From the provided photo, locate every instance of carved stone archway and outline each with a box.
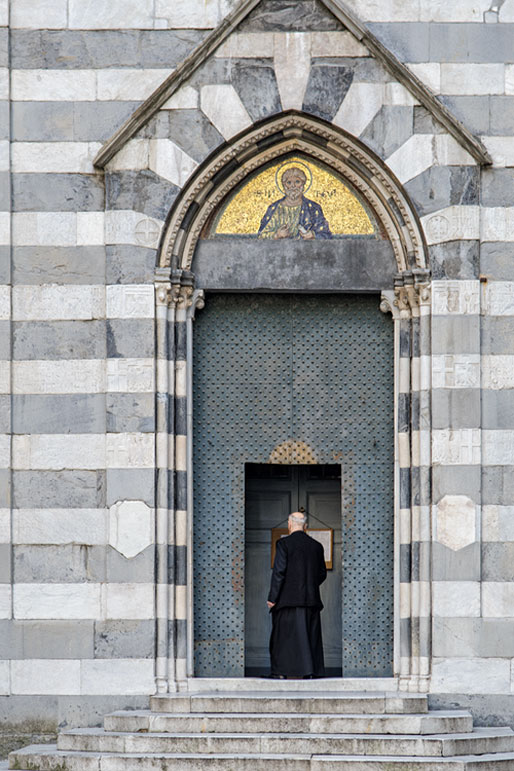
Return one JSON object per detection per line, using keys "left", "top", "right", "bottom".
{"left": 153, "top": 112, "right": 432, "bottom": 694}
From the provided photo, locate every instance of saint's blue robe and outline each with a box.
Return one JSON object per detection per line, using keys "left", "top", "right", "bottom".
{"left": 258, "top": 196, "right": 332, "bottom": 239}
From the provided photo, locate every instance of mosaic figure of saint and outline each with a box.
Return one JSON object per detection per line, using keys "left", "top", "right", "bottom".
{"left": 258, "top": 166, "right": 332, "bottom": 240}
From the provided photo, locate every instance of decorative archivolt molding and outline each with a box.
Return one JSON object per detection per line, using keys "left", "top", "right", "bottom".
{"left": 158, "top": 112, "right": 429, "bottom": 275}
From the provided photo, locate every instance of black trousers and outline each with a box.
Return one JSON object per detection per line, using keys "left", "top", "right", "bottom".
{"left": 270, "top": 606, "right": 325, "bottom": 677}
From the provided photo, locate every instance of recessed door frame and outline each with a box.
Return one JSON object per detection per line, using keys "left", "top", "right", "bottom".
{"left": 154, "top": 113, "right": 433, "bottom": 695}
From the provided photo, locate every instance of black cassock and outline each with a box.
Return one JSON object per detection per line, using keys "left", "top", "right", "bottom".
{"left": 267, "top": 530, "right": 327, "bottom": 677}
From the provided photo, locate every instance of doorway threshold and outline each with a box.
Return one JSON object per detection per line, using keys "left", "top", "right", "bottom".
{"left": 185, "top": 676, "right": 399, "bottom": 693}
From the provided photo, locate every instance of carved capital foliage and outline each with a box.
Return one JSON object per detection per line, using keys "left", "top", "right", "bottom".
{"left": 389, "top": 272, "right": 431, "bottom": 317}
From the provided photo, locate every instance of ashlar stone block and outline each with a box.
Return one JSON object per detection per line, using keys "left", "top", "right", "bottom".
{"left": 105, "top": 210, "right": 163, "bottom": 249}
{"left": 107, "top": 359, "right": 154, "bottom": 393}
{"left": 200, "top": 84, "right": 252, "bottom": 139}
{"left": 432, "top": 280, "right": 480, "bottom": 315}
{"left": 273, "top": 32, "right": 311, "bottom": 111}
{"left": 0, "top": 584, "right": 11, "bottom": 619}
{"left": 481, "top": 207, "right": 514, "bottom": 242}
{"left": 109, "top": 500, "right": 154, "bottom": 559}
{"left": 484, "top": 582, "right": 514, "bottom": 617}
{"left": 11, "top": 70, "right": 97, "bottom": 101}
{"left": 423, "top": 208, "right": 480, "bottom": 246}
{"left": 432, "top": 580, "right": 480, "bottom": 617}
{"left": 101, "top": 583, "right": 154, "bottom": 621}
{"left": 11, "top": 659, "right": 81, "bottom": 695}
{"left": 432, "top": 428, "right": 481, "bottom": 465}
{"left": 482, "top": 354, "right": 514, "bottom": 390}
{"left": 333, "top": 82, "right": 384, "bottom": 137}
{"left": 432, "top": 354, "right": 480, "bottom": 389}
{"left": 97, "top": 69, "right": 170, "bottom": 101}
{"left": 11, "top": 0, "right": 67, "bottom": 28}
{"left": 484, "top": 281, "right": 514, "bottom": 315}
{"left": 430, "top": 657, "right": 511, "bottom": 695}
{"left": 148, "top": 138, "right": 198, "bottom": 188}
{"left": 80, "top": 658, "right": 154, "bottom": 695}
{"left": 483, "top": 505, "right": 514, "bottom": 542}
{"left": 483, "top": 429, "right": 514, "bottom": 465}
{"left": 106, "top": 285, "right": 154, "bottom": 320}
{"left": 12, "top": 360, "right": 105, "bottom": 395}
{"left": 68, "top": 0, "right": 155, "bottom": 29}
{"left": 434, "top": 495, "right": 477, "bottom": 551}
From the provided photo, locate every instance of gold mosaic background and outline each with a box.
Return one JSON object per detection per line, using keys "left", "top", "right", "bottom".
{"left": 213, "top": 156, "right": 376, "bottom": 236}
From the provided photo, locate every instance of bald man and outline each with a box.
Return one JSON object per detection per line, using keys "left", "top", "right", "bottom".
{"left": 267, "top": 512, "right": 327, "bottom": 678}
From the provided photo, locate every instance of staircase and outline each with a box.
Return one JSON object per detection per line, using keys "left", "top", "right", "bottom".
{"left": 9, "top": 686, "right": 514, "bottom": 770}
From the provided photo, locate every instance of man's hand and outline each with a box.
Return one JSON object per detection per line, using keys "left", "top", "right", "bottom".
{"left": 274, "top": 226, "right": 290, "bottom": 239}
{"left": 300, "top": 229, "right": 315, "bottom": 240}
{"left": 267, "top": 601, "right": 275, "bottom": 609}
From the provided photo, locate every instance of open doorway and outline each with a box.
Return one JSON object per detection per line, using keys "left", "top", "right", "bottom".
{"left": 244, "top": 463, "right": 342, "bottom": 677}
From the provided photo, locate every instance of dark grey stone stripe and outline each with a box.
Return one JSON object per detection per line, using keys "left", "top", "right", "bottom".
{"left": 410, "top": 391, "right": 420, "bottom": 431}
{"left": 94, "top": 619, "right": 155, "bottom": 659}
{"left": 399, "top": 322, "right": 410, "bottom": 357}
{"left": 175, "top": 320, "right": 187, "bottom": 361}
{"left": 174, "top": 619, "right": 187, "bottom": 659}
{"left": 176, "top": 471, "right": 187, "bottom": 512}
{"left": 107, "top": 319, "right": 154, "bottom": 358}
{"left": 398, "top": 392, "right": 410, "bottom": 433}
{"left": 170, "top": 545, "right": 187, "bottom": 586}
{"left": 411, "top": 317, "right": 420, "bottom": 359}
{"left": 400, "top": 543, "right": 411, "bottom": 584}
{"left": 399, "top": 467, "right": 411, "bottom": 510}
{"left": 10, "top": 29, "right": 205, "bottom": 69}
{"left": 106, "top": 468, "right": 155, "bottom": 507}
{"left": 12, "top": 394, "right": 106, "bottom": 434}
{"left": 13, "top": 320, "right": 106, "bottom": 360}
{"left": 13, "top": 245, "right": 106, "bottom": 285}
{"left": 12, "top": 173, "right": 104, "bottom": 213}
{"left": 175, "top": 397, "right": 187, "bottom": 437}
{"left": 13, "top": 470, "right": 105, "bottom": 508}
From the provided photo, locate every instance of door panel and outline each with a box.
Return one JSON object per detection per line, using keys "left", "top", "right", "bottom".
{"left": 193, "top": 294, "right": 394, "bottom": 677}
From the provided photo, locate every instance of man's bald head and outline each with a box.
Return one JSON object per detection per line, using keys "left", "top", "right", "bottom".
{"left": 288, "top": 511, "right": 307, "bottom": 532}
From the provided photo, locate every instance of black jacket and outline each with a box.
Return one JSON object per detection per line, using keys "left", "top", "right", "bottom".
{"left": 268, "top": 531, "right": 327, "bottom": 611}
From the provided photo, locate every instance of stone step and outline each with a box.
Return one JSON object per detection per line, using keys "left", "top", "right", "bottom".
{"left": 104, "top": 709, "right": 474, "bottom": 736}
{"left": 10, "top": 746, "right": 514, "bottom": 771}
{"left": 150, "top": 691, "right": 428, "bottom": 715}
{"left": 57, "top": 726, "right": 514, "bottom": 758}
{"left": 311, "top": 756, "right": 514, "bottom": 770}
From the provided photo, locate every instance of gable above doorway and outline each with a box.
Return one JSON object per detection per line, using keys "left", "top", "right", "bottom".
{"left": 93, "top": 0, "right": 491, "bottom": 171}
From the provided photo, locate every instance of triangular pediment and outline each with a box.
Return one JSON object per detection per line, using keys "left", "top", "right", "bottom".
{"left": 94, "top": 0, "right": 491, "bottom": 169}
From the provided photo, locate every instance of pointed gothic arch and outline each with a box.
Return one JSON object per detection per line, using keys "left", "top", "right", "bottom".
{"left": 158, "top": 110, "right": 429, "bottom": 274}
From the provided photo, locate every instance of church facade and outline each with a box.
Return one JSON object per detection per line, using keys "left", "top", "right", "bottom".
{"left": 2, "top": 0, "right": 514, "bottom": 752}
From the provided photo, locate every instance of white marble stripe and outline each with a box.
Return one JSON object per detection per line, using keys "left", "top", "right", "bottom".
{"left": 0, "top": 212, "right": 10, "bottom": 245}
{"left": 11, "top": 69, "right": 171, "bottom": 101}
{"left": 12, "top": 285, "right": 105, "bottom": 320}
{"left": 11, "top": 433, "right": 154, "bottom": 469}
{"left": 12, "top": 142, "right": 102, "bottom": 173}
{"left": 12, "top": 213, "right": 104, "bottom": 247}
{"left": 482, "top": 505, "right": 514, "bottom": 542}
{"left": 9, "top": 658, "right": 155, "bottom": 696}
{"left": 0, "top": 285, "right": 10, "bottom": 320}
{"left": 432, "top": 429, "right": 481, "bottom": 465}
{"left": 481, "top": 208, "right": 514, "bottom": 242}
{"left": 13, "top": 583, "right": 154, "bottom": 620}
{"left": 12, "top": 508, "right": 107, "bottom": 545}
{"left": 106, "top": 285, "right": 154, "bottom": 319}
{"left": 483, "top": 355, "right": 514, "bottom": 389}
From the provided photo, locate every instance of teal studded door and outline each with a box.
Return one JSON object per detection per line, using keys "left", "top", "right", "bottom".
{"left": 193, "top": 294, "right": 394, "bottom": 677}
